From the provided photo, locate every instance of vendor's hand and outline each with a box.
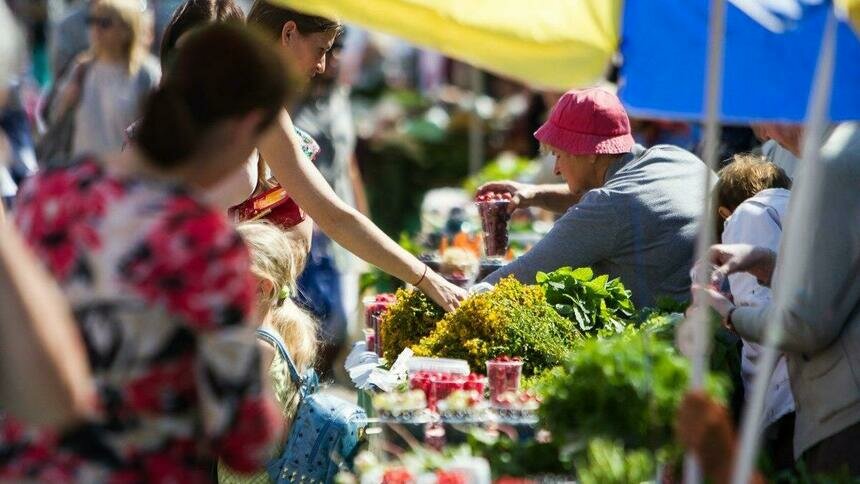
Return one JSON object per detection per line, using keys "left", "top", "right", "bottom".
{"left": 476, "top": 181, "right": 536, "bottom": 214}
{"left": 418, "top": 271, "right": 467, "bottom": 312}
{"left": 707, "top": 244, "right": 776, "bottom": 287}
{"left": 690, "top": 284, "right": 736, "bottom": 332}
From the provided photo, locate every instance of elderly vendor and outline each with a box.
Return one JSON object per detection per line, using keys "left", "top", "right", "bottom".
{"left": 480, "top": 88, "right": 712, "bottom": 307}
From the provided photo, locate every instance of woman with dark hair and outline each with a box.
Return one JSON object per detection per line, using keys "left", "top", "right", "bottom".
{"left": 245, "top": 0, "right": 467, "bottom": 311}
{"left": 159, "top": 0, "right": 246, "bottom": 69}
{"left": 147, "top": 0, "right": 271, "bottom": 214}
{"left": 0, "top": 24, "right": 295, "bottom": 482}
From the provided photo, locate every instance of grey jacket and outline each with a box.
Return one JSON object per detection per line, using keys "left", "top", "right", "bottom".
{"left": 732, "top": 122, "right": 860, "bottom": 458}
{"left": 485, "top": 144, "right": 712, "bottom": 308}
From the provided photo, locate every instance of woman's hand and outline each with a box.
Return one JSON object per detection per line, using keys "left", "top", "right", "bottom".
{"left": 476, "top": 180, "right": 537, "bottom": 214}
{"left": 707, "top": 244, "right": 777, "bottom": 287}
{"left": 417, "top": 270, "right": 467, "bottom": 312}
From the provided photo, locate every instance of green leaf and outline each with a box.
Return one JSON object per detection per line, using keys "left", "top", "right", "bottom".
{"left": 571, "top": 267, "right": 594, "bottom": 281}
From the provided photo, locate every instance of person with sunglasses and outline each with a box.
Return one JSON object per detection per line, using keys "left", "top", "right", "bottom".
{"left": 47, "top": 0, "right": 160, "bottom": 162}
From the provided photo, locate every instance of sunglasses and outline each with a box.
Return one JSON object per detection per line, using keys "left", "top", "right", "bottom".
{"left": 86, "top": 15, "right": 115, "bottom": 29}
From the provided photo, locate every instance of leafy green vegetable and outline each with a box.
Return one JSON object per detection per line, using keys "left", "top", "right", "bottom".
{"left": 462, "top": 154, "right": 538, "bottom": 195}
{"left": 537, "top": 267, "right": 636, "bottom": 336}
{"left": 575, "top": 439, "right": 657, "bottom": 484}
{"left": 536, "top": 331, "right": 728, "bottom": 453}
{"left": 635, "top": 306, "right": 744, "bottom": 400}
{"left": 466, "top": 430, "right": 572, "bottom": 479}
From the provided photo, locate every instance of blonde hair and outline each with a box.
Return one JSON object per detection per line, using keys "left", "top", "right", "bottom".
{"left": 237, "top": 221, "right": 317, "bottom": 371}
{"left": 716, "top": 153, "right": 792, "bottom": 211}
{"left": 89, "top": 0, "right": 148, "bottom": 74}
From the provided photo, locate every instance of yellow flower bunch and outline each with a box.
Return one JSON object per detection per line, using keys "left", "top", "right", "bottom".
{"left": 378, "top": 288, "right": 445, "bottom": 361}
{"left": 413, "top": 277, "right": 581, "bottom": 375}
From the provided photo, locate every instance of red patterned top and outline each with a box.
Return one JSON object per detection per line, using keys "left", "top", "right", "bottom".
{"left": 1, "top": 158, "right": 281, "bottom": 483}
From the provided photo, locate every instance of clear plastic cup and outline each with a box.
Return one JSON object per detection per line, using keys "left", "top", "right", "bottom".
{"left": 486, "top": 360, "right": 523, "bottom": 403}
{"left": 364, "top": 295, "right": 394, "bottom": 356}
{"left": 363, "top": 328, "right": 376, "bottom": 353}
{"left": 476, "top": 200, "right": 511, "bottom": 258}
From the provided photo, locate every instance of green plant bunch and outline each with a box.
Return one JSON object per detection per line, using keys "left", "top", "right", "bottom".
{"left": 536, "top": 331, "right": 728, "bottom": 453}
{"left": 462, "top": 153, "right": 538, "bottom": 195}
{"left": 635, "top": 306, "right": 744, "bottom": 400}
{"left": 466, "top": 430, "right": 572, "bottom": 479}
{"left": 413, "top": 277, "right": 581, "bottom": 375}
{"left": 378, "top": 288, "right": 445, "bottom": 361}
{"left": 575, "top": 439, "right": 657, "bottom": 484}
{"left": 537, "top": 267, "right": 636, "bottom": 337}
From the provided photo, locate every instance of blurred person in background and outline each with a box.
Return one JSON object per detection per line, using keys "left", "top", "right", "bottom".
{"left": 0, "top": 0, "right": 92, "bottom": 432}
{"left": 0, "top": 24, "right": 290, "bottom": 481}
{"left": 48, "top": 0, "right": 159, "bottom": 159}
{"left": 50, "top": 0, "right": 95, "bottom": 80}
{"left": 245, "top": 0, "right": 467, "bottom": 312}
{"left": 293, "top": 31, "right": 368, "bottom": 378}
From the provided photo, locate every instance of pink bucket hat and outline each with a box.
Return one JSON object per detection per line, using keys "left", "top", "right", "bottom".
{"left": 534, "top": 87, "right": 635, "bottom": 156}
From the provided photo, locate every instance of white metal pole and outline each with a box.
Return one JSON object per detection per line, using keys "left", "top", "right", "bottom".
{"left": 730, "top": 10, "right": 838, "bottom": 484}
{"left": 684, "top": 0, "right": 726, "bottom": 482}
{"left": 468, "top": 66, "right": 485, "bottom": 175}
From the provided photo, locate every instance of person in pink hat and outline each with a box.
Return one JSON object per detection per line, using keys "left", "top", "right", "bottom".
{"left": 478, "top": 87, "right": 713, "bottom": 307}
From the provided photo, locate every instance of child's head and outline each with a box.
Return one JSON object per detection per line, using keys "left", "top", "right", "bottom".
{"left": 714, "top": 153, "right": 792, "bottom": 236}
{"left": 237, "top": 220, "right": 317, "bottom": 371}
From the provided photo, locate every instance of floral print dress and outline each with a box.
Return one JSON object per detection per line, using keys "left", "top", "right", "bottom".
{"left": 0, "top": 159, "right": 281, "bottom": 483}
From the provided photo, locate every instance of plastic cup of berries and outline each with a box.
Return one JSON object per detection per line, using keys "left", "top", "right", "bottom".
{"left": 475, "top": 192, "right": 513, "bottom": 258}
{"left": 431, "top": 373, "right": 467, "bottom": 404}
{"left": 364, "top": 294, "right": 395, "bottom": 356}
{"left": 363, "top": 328, "right": 376, "bottom": 353}
{"left": 409, "top": 371, "right": 439, "bottom": 411}
{"left": 486, "top": 356, "right": 523, "bottom": 403}
{"left": 462, "top": 373, "right": 486, "bottom": 395}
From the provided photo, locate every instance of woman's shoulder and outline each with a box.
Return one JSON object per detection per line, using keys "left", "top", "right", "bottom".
{"left": 16, "top": 156, "right": 105, "bottom": 200}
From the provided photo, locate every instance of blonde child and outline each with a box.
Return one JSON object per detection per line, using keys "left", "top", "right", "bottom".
{"left": 219, "top": 220, "right": 318, "bottom": 483}
{"left": 714, "top": 154, "right": 793, "bottom": 472}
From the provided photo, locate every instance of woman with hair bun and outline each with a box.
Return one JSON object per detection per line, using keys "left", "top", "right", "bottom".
{"left": 0, "top": 23, "right": 296, "bottom": 482}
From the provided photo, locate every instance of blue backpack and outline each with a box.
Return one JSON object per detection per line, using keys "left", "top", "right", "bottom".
{"left": 256, "top": 329, "right": 366, "bottom": 483}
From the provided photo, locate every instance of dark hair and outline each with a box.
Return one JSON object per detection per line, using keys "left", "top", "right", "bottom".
{"left": 247, "top": 0, "right": 341, "bottom": 40}
{"left": 159, "top": 0, "right": 245, "bottom": 69}
{"left": 137, "top": 23, "right": 294, "bottom": 168}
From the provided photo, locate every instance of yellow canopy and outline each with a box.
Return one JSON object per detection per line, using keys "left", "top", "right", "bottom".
{"left": 836, "top": 0, "right": 860, "bottom": 33}
{"left": 268, "top": 0, "right": 622, "bottom": 91}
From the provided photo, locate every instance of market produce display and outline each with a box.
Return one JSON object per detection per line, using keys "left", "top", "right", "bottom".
{"left": 412, "top": 277, "right": 581, "bottom": 375}
{"left": 356, "top": 267, "right": 742, "bottom": 482}
{"left": 535, "top": 329, "right": 728, "bottom": 453}
{"left": 378, "top": 289, "right": 445, "bottom": 361}
{"left": 536, "top": 266, "right": 636, "bottom": 336}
